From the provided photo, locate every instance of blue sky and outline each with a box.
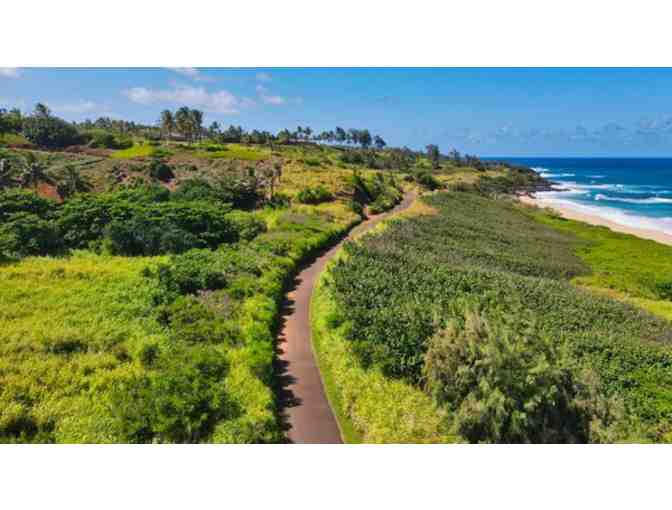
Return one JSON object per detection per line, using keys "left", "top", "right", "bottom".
{"left": 3, "top": 67, "right": 672, "bottom": 156}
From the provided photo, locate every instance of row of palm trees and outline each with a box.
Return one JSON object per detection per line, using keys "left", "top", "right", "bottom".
{"left": 160, "top": 108, "right": 204, "bottom": 143}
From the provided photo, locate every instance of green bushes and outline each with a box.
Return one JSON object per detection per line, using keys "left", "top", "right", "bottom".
{"left": 153, "top": 249, "right": 229, "bottom": 298}
{"left": 0, "top": 189, "right": 56, "bottom": 221}
{"left": 22, "top": 113, "right": 82, "bottom": 148}
{"left": 0, "top": 190, "right": 61, "bottom": 259}
{"left": 109, "top": 344, "right": 231, "bottom": 443}
{"left": 0, "top": 212, "right": 61, "bottom": 258}
{"left": 413, "top": 171, "right": 441, "bottom": 191}
{"left": 55, "top": 189, "right": 262, "bottom": 256}
{"left": 326, "top": 192, "right": 672, "bottom": 441}
{"left": 350, "top": 171, "right": 402, "bottom": 213}
{"left": 311, "top": 277, "right": 458, "bottom": 443}
{"left": 295, "top": 185, "right": 333, "bottom": 204}
{"left": 86, "top": 131, "right": 133, "bottom": 150}
{"left": 424, "top": 308, "right": 625, "bottom": 443}
{"left": 215, "top": 174, "right": 263, "bottom": 209}
{"left": 227, "top": 210, "right": 267, "bottom": 241}
{"left": 173, "top": 178, "right": 222, "bottom": 203}
{"left": 0, "top": 184, "right": 265, "bottom": 259}
{"left": 148, "top": 159, "right": 174, "bottom": 182}
{"left": 159, "top": 297, "right": 240, "bottom": 345}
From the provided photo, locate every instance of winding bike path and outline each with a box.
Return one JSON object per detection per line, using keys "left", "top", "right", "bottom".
{"left": 276, "top": 191, "right": 416, "bottom": 443}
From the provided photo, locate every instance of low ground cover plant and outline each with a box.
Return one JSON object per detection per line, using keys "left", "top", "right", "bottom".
{"left": 324, "top": 192, "right": 672, "bottom": 442}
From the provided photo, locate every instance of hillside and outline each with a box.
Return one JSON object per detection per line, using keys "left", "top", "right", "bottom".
{"left": 0, "top": 108, "right": 542, "bottom": 443}
{"left": 316, "top": 192, "right": 672, "bottom": 443}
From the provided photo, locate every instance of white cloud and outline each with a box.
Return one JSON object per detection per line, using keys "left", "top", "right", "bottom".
{"left": 256, "top": 84, "right": 286, "bottom": 105}
{"left": 0, "top": 67, "right": 21, "bottom": 78}
{"left": 123, "top": 85, "right": 247, "bottom": 114}
{"left": 256, "top": 72, "right": 272, "bottom": 82}
{"left": 167, "top": 67, "right": 213, "bottom": 82}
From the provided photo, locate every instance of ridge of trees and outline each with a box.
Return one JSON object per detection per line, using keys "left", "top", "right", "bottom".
{"left": 0, "top": 103, "right": 529, "bottom": 178}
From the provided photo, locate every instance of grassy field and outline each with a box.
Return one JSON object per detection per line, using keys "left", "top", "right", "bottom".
{"left": 527, "top": 207, "right": 672, "bottom": 318}
{"left": 319, "top": 191, "right": 672, "bottom": 442}
{"left": 0, "top": 253, "right": 167, "bottom": 442}
{"left": 193, "top": 143, "right": 270, "bottom": 161}
{"left": 111, "top": 144, "right": 166, "bottom": 159}
{"left": 0, "top": 133, "right": 30, "bottom": 145}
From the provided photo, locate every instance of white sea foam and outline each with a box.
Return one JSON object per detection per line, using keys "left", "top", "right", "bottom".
{"left": 536, "top": 197, "right": 672, "bottom": 235}
{"left": 594, "top": 194, "right": 672, "bottom": 205}
{"left": 587, "top": 175, "right": 606, "bottom": 179}
{"left": 531, "top": 167, "right": 576, "bottom": 179}
{"left": 540, "top": 172, "right": 575, "bottom": 178}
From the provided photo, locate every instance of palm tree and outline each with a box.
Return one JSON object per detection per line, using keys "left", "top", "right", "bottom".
{"left": 34, "top": 103, "right": 51, "bottom": 118}
{"left": 175, "top": 107, "right": 192, "bottom": 143}
{"left": 189, "top": 109, "right": 204, "bottom": 143}
{"left": 56, "top": 165, "right": 91, "bottom": 199}
{"left": 160, "top": 110, "right": 175, "bottom": 141}
{"left": 20, "top": 153, "right": 51, "bottom": 190}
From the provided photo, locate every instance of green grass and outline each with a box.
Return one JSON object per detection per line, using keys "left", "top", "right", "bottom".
{"left": 0, "top": 192, "right": 363, "bottom": 442}
{"left": 0, "top": 252, "right": 168, "bottom": 442}
{"left": 324, "top": 192, "right": 672, "bottom": 441}
{"left": 529, "top": 208, "right": 672, "bottom": 304}
{"left": 0, "top": 133, "right": 29, "bottom": 145}
{"left": 111, "top": 144, "right": 163, "bottom": 159}
{"left": 194, "top": 144, "right": 270, "bottom": 161}
{"left": 312, "top": 274, "right": 458, "bottom": 443}
{"left": 0, "top": 139, "right": 489, "bottom": 443}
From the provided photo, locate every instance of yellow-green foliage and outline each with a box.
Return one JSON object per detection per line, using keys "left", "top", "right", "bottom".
{"left": 111, "top": 143, "right": 172, "bottom": 159}
{"left": 194, "top": 144, "right": 270, "bottom": 161}
{"left": 0, "top": 133, "right": 29, "bottom": 145}
{"left": 311, "top": 275, "right": 458, "bottom": 444}
{"left": 110, "top": 144, "right": 157, "bottom": 159}
{"left": 279, "top": 160, "right": 354, "bottom": 197}
{"left": 530, "top": 208, "right": 672, "bottom": 316}
{"left": 0, "top": 252, "right": 167, "bottom": 442}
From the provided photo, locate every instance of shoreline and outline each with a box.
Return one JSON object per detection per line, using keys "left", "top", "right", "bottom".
{"left": 519, "top": 194, "right": 672, "bottom": 246}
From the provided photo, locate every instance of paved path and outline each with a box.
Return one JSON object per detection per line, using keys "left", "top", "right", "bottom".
{"left": 275, "top": 191, "right": 416, "bottom": 443}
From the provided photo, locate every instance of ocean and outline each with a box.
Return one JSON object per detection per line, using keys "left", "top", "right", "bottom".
{"left": 498, "top": 158, "right": 672, "bottom": 235}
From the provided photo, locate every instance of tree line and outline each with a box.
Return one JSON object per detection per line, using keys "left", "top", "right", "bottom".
{"left": 1, "top": 103, "right": 491, "bottom": 173}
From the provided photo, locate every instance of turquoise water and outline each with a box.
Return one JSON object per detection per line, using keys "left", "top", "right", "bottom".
{"left": 500, "top": 158, "right": 672, "bottom": 235}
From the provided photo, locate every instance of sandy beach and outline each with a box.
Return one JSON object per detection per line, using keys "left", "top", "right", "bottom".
{"left": 519, "top": 195, "right": 672, "bottom": 247}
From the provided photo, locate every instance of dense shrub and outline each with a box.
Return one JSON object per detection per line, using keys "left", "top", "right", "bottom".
{"left": 226, "top": 211, "right": 267, "bottom": 241}
{"left": 173, "top": 178, "right": 223, "bottom": 203}
{"left": 414, "top": 171, "right": 440, "bottom": 190}
{"left": 56, "top": 190, "right": 247, "bottom": 255}
{"left": 424, "top": 308, "right": 623, "bottom": 443}
{"left": 104, "top": 216, "right": 198, "bottom": 256}
{"left": 109, "top": 345, "right": 231, "bottom": 443}
{"left": 87, "top": 131, "right": 133, "bottom": 150}
{"left": 148, "top": 159, "right": 174, "bottom": 182}
{"left": 350, "top": 172, "right": 402, "bottom": 214}
{"left": 215, "top": 174, "right": 263, "bottom": 209}
{"left": 22, "top": 114, "right": 82, "bottom": 148}
{"left": 0, "top": 212, "right": 61, "bottom": 257}
{"left": 153, "top": 249, "right": 229, "bottom": 299}
{"left": 295, "top": 185, "right": 333, "bottom": 204}
{"left": 0, "top": 189, "right": 55, "bottom": 221}
{"left": 266, "top": 192, "right": 291, "bottom": 209}
{"left": 158, "top": 296, "right": 240, "bottom": 345}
